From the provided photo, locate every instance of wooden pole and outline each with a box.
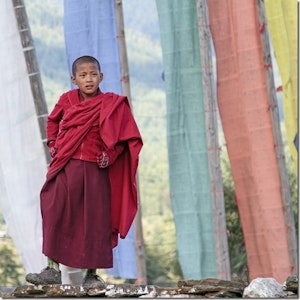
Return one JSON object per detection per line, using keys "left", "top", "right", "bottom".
{"left": 114, "top": 0, "right": 147, "bottom": 285}
{"left": 256, "top": 0, "right": 297, "bottom": 275}
{"left": 12, "top": 0, "right": 50, "bottom": 164}
{"left": 12, "top": 0, "right": 83, "bottom": 285}
{"left": 195, "top": 0, "right": 231, "bottom": 280}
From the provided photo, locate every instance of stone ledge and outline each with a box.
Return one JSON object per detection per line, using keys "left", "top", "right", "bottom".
{"left": 1, "top": 276, "right": 298, "bottom": 298}
{"left": 2, "top": 278, "right": 246, "bottom": 298}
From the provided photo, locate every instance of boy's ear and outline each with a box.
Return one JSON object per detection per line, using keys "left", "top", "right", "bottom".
{"left": 71, "top": 75, "right": 76, "bottom": 85}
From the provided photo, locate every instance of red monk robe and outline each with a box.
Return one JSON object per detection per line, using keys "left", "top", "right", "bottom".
{"left": 40, "top": 90, "right": 142, "bottom": 269}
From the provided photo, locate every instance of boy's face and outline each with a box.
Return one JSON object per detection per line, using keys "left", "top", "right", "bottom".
{"left": 71, "top": 62, "right": 103, "bottom": 99}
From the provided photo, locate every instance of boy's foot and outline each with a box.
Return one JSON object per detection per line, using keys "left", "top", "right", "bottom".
{"left": 25, "top": 267, "right": 62, "bottom": 285}
{"left": 82, "top": 274, "right": 106, "bottom": 289}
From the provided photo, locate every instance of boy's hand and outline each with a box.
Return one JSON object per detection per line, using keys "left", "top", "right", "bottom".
{"left": 97, "top": 148, "right": 122, "bottom": 168}
{"left": 48, "top": 141, "right": 57, "bottom": 158}
{"left": 97, "top": 151, "right": 110, "bottom": 168}
{"left": 97, "top": 144, "right": 125, "bottom": 168}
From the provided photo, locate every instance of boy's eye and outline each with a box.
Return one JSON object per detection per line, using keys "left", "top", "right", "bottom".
{"left": 79, "top": 73, "right": 98, "bottom": 78}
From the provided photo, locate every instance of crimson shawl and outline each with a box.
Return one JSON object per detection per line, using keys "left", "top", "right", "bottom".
{"left": 43, "top": 90, "right": 143, "bottom": 247}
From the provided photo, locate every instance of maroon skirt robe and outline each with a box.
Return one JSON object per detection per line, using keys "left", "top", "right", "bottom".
{"left": 41, "top": 159, "right": 113, "bottom": 268}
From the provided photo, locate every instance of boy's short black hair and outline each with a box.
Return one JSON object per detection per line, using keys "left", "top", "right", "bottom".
{"left": 72, "top": 56, "right": 101, "bottom": 76}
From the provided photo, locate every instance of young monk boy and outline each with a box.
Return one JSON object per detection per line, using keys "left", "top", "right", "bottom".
{"left": 25, "top": 55, "right": 143, "bottom": 289}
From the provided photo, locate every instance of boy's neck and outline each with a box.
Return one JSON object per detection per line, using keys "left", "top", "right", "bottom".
{"left": 78, "top": 88, "right": 101, "bottom": 101}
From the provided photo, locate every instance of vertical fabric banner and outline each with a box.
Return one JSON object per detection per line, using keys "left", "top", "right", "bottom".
{"left": 156, "top": 0, "right": 217, "bottom": 279}
{"left": 64, "top": 0, "right": 121, "bottom": 94}
{"left": 0, "top": 0, "right": 47, "bottom": 273}
{"left": 64, "top": 0, "right": 137, "bottom": 279}
{"left": 264, "top": 0, "right": 298, "bottom": 173}
{"left": 208, "top": 0, "right": 292, "bottom": 282}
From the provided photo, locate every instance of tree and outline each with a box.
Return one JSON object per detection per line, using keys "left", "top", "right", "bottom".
{"left": 0, "top": 243, "right": 23, "bottom": 287}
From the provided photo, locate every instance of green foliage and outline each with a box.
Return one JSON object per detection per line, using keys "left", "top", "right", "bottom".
{"left": 281, "top": 126, "right": 298, "bottom": 236}
{"left": 143, "top": 212, "right": 182, "bottom": 285}
{"left": 286, "top": 156, "right": 298, "bottom": 236}
{"left": 0, "top": 242, "right": 23, "bottom": 287}
{"left": 0, "top": 213, "right": 5, "bottom": 227}
{"left": 221, "top": 155, "right": 248, "bottom": 281}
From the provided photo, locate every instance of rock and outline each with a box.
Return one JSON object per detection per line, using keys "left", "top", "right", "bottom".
{"left": 86, "top": 285, "right": 107, "bottom": 296}
{"left": 243, "top": 277, "right": 287, "bottom": 298}
{"left": 104, "top": 283, "right": 154, "bottom": 297}
{"left": 45, "top": 284, "right": 86, "bottom": 297}
{"left": 13, "top": 284, "right": 46, "bottom": 297}
{"left": 178, "top": 278, "right": 246, "bottom": 297}
{"left": 13, "top": 284, "right": 86, "bottom": 298}
{"left": 283, "top": 275, "right": 298, "bottom": 293}
{"left": 155, "top": 287, "right": 185, "bottom": 298}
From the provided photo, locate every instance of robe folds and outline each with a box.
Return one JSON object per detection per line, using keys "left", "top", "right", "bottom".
{"left": 40, "top": 90, "right": 142, "bottom": 267}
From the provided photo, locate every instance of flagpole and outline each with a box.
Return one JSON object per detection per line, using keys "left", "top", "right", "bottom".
{"left": 195, "top": 0, "right": 231, "bottom": 280}
{"left": 114, "top": 0, "right": 147, "bottom": 285}
{"left": 12, "top": 0, "right": 50, "bottom": 164}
